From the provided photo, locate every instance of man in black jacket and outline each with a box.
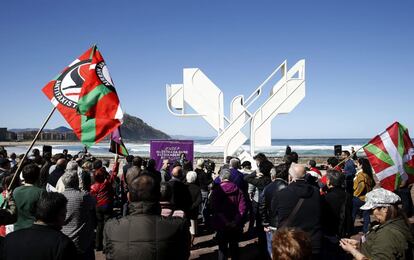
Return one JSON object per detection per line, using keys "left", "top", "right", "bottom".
{"left": 104, "top": 175, "right": 190, "bottom": 260}
{"left": 194, "top": 159, "right": 212, "bottom": 193}
{"left": 145, "top": 159, "right": 162, "bottom": 185}
{"left": 168, "top": 166, "right": 192, "bottom": 215}
{"left": 273, "top": 163, "right": 322, "bottom": 258}
{"left": 259, "top": 166, "right": 288, "bottom": 257}
{"left": 48, "top": 158, "right": 67, "bottom": 188}
{"left": 321, "top": 169, "right": 352, "bottom": 259}
{"left": 194, "top": 159, "right": 212, "bottom": 224}
{"left": 2, "top": 192, "right": 77, "bottom": 260}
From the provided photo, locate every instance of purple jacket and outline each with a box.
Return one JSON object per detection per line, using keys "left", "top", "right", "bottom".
{"left": 214, "top": 168, "right": 248, "bottom": 193}
{"left": 210, "top": 181, "right": 247, "bottom": 231}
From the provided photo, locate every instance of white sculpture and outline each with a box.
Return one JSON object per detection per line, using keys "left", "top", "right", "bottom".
{"left": 166, "top": 60, "right": 306, "bottom": 167}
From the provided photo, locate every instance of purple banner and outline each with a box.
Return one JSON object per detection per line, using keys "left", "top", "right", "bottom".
{"left": 150, "top": 140, "right": 194, "bottom": 171}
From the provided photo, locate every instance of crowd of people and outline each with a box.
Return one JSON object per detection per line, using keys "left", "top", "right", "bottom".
{"left": 0, "top": 145, "right": 413, "bottom": 260}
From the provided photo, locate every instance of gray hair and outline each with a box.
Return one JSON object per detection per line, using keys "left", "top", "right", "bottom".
{"left": 186, "top": 171, "right": 197, "bottom": 184}
{"left": 270, "top": 167, "right": 278, "bottom": 180}
{"left": 66, "top": 160, "right": 78, "bottom": 172}
{"left": 61, "top": 170, "right": 79, "bottom": 188}
{"left": 288, "top": 163, "right": 306, "bottom": 180}
{"left": 230, "top": 158, "right": 240, "bottom": 169}
{"left": 220, "top": 168, "right": 231, "bottom": 181}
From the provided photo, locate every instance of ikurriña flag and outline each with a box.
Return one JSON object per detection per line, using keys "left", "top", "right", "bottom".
{"left": 363, "top": 122, "right": 414, "bottom": 191}
{"left": 42, "top": 46, "right": 123, "bottom": 146}
{"left": 109, "top": 127, "right": 129, "bottom": 157}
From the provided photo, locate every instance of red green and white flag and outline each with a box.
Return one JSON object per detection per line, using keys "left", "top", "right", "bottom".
{"left": 363, "top": 122, "right": 414, "bottom": 191}
{"left": 109, "top": 127, "right": 129, "bottom": 157}
{"left": 42, "top": 46, "right": 123, "bottom": 146}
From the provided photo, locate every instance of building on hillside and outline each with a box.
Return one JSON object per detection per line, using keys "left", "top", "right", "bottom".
{"left": 7, "top": 131, "right": 17, "bottom": 141}
{"left": 17, "top": 131, "right": 37, "bottom": 141}
{"left": 0, "top": 128, "right": 7, "bottom": 141}
{"left": 13, "top": 130, "right": 77, "bottom": 142}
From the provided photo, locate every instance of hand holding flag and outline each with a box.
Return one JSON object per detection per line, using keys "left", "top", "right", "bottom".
{"left": 109, "top": 127, "right": 129, "bottom": 157}
{"left": 363, "top": 122, "right": 414, "bottom": 191}
{"left": 42, "top": 46, "right": 123, "bottom": 147}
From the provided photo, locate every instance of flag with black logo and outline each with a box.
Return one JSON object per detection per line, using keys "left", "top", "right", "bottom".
{"left": 42, "top": 46, "right": 123, "bottom": 146}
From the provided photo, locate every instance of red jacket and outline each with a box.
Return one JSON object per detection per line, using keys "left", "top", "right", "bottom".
{"left": 310, "top": 167, "right": 322, "bottom": 176}
{"left": 91, "top": 162, "right": 119, "bottom": 207}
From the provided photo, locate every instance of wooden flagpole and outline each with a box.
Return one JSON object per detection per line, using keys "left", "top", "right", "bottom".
{"left": 336, "top": 124, "right": 396, "bottom": 168}
{"left": 8, "top": 107, "right": 57, "bottom": 191}
{"left": 115, "top": 142, "right": 119, "bottom": 163}
{"left": 337, "top": 145, "right": 365, "bottom": 167}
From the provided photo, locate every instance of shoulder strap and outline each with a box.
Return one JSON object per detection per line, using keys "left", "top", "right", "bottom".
{"left": 280, "top": 198, "right": 304, "bottom": 228}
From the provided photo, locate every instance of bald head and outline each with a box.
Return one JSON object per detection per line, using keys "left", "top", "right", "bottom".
{"left": 56, "top": 158, "right": 67, "bottom": 167}
{"left": 289, "top": 163, "right": 306, "bottom": 180}
{"left": 171, "top": 166, "right": 183, "bottom": 179}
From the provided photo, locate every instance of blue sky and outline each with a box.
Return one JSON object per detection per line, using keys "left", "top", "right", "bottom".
{"left": 0, "top": 0, "right": 413, "bottom": 138}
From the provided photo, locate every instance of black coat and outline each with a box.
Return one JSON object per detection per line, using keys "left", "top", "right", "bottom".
{"left": 2, "top": 224, "right": 77, "bottom": 260}
{"left": 39, "top": 160, "right": 52, "bottom": 188}
{"left": 48, "top": 165, "right": 65, "bottom": 187}
{"left": 274, "top": 180, "right": 322, "bottom": 254}
{"left": 104, "top": 201, "right": 190, "bottom": 260}
{"left": 258, "top": 160, "right": 274, "bottom": 176}
{"left": 194, "top": 168, "right": 212, "bottom": 192}
{"left": 322, "top": 186, "right": 353, "bottom": 237}
{"left": 187, "top": 183, "right": 202, "bottom": 220}
{"left": 168, "top": 178, "right": 192, "bottom": 214}
{"left": 244, "top": 172, "right": 271, "bottom": 192}
{"left": 259, "top": 179, "right": 288, "bottom": 227}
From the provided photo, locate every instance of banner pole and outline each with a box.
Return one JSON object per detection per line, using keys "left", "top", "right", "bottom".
{"left": 337, "top": 145, "right": 365, "bottom": 167}
{"left": 115, "top": 142, "right": 119, "bottom": 162}
{"left": 112, "top": 142, "right": 119, "bottom": 178}
{"left": 8, "top": 106, "right": 57, "bottom": 191}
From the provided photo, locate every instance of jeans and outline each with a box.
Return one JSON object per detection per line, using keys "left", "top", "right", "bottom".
{"left": 352, "top": 196, "right": 370, "bottom": 233}
{"left": 201, "top": 191, "right": 209, "bottom": 223}
{"left": 265, "top": 229, "right": 276, "bottom": 258}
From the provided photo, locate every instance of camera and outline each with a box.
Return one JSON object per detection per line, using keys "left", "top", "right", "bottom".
{"left": 203, "top": 159, "right": 216, "bottom": 174}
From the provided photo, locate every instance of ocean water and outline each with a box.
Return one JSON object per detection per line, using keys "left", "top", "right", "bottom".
{"left": 4, "top": 138, "right": 371, "bottom": 157}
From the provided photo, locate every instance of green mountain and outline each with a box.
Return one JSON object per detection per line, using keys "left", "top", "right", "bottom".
{"left": 121, "top": 113, "right": 170, "bottom": 141}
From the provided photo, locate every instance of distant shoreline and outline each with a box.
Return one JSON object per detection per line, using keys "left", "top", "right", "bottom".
{"left": 0, "top": 141, "right": 336, "bottom": 164}
{"left": 1, "top": 140, "right": 363, "bottom": 165}
{"left": 0, "top": 141, "right": 83, "bottom": 147}
{"left": 0, "top": 140, "right": 151, "bottom": 147}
